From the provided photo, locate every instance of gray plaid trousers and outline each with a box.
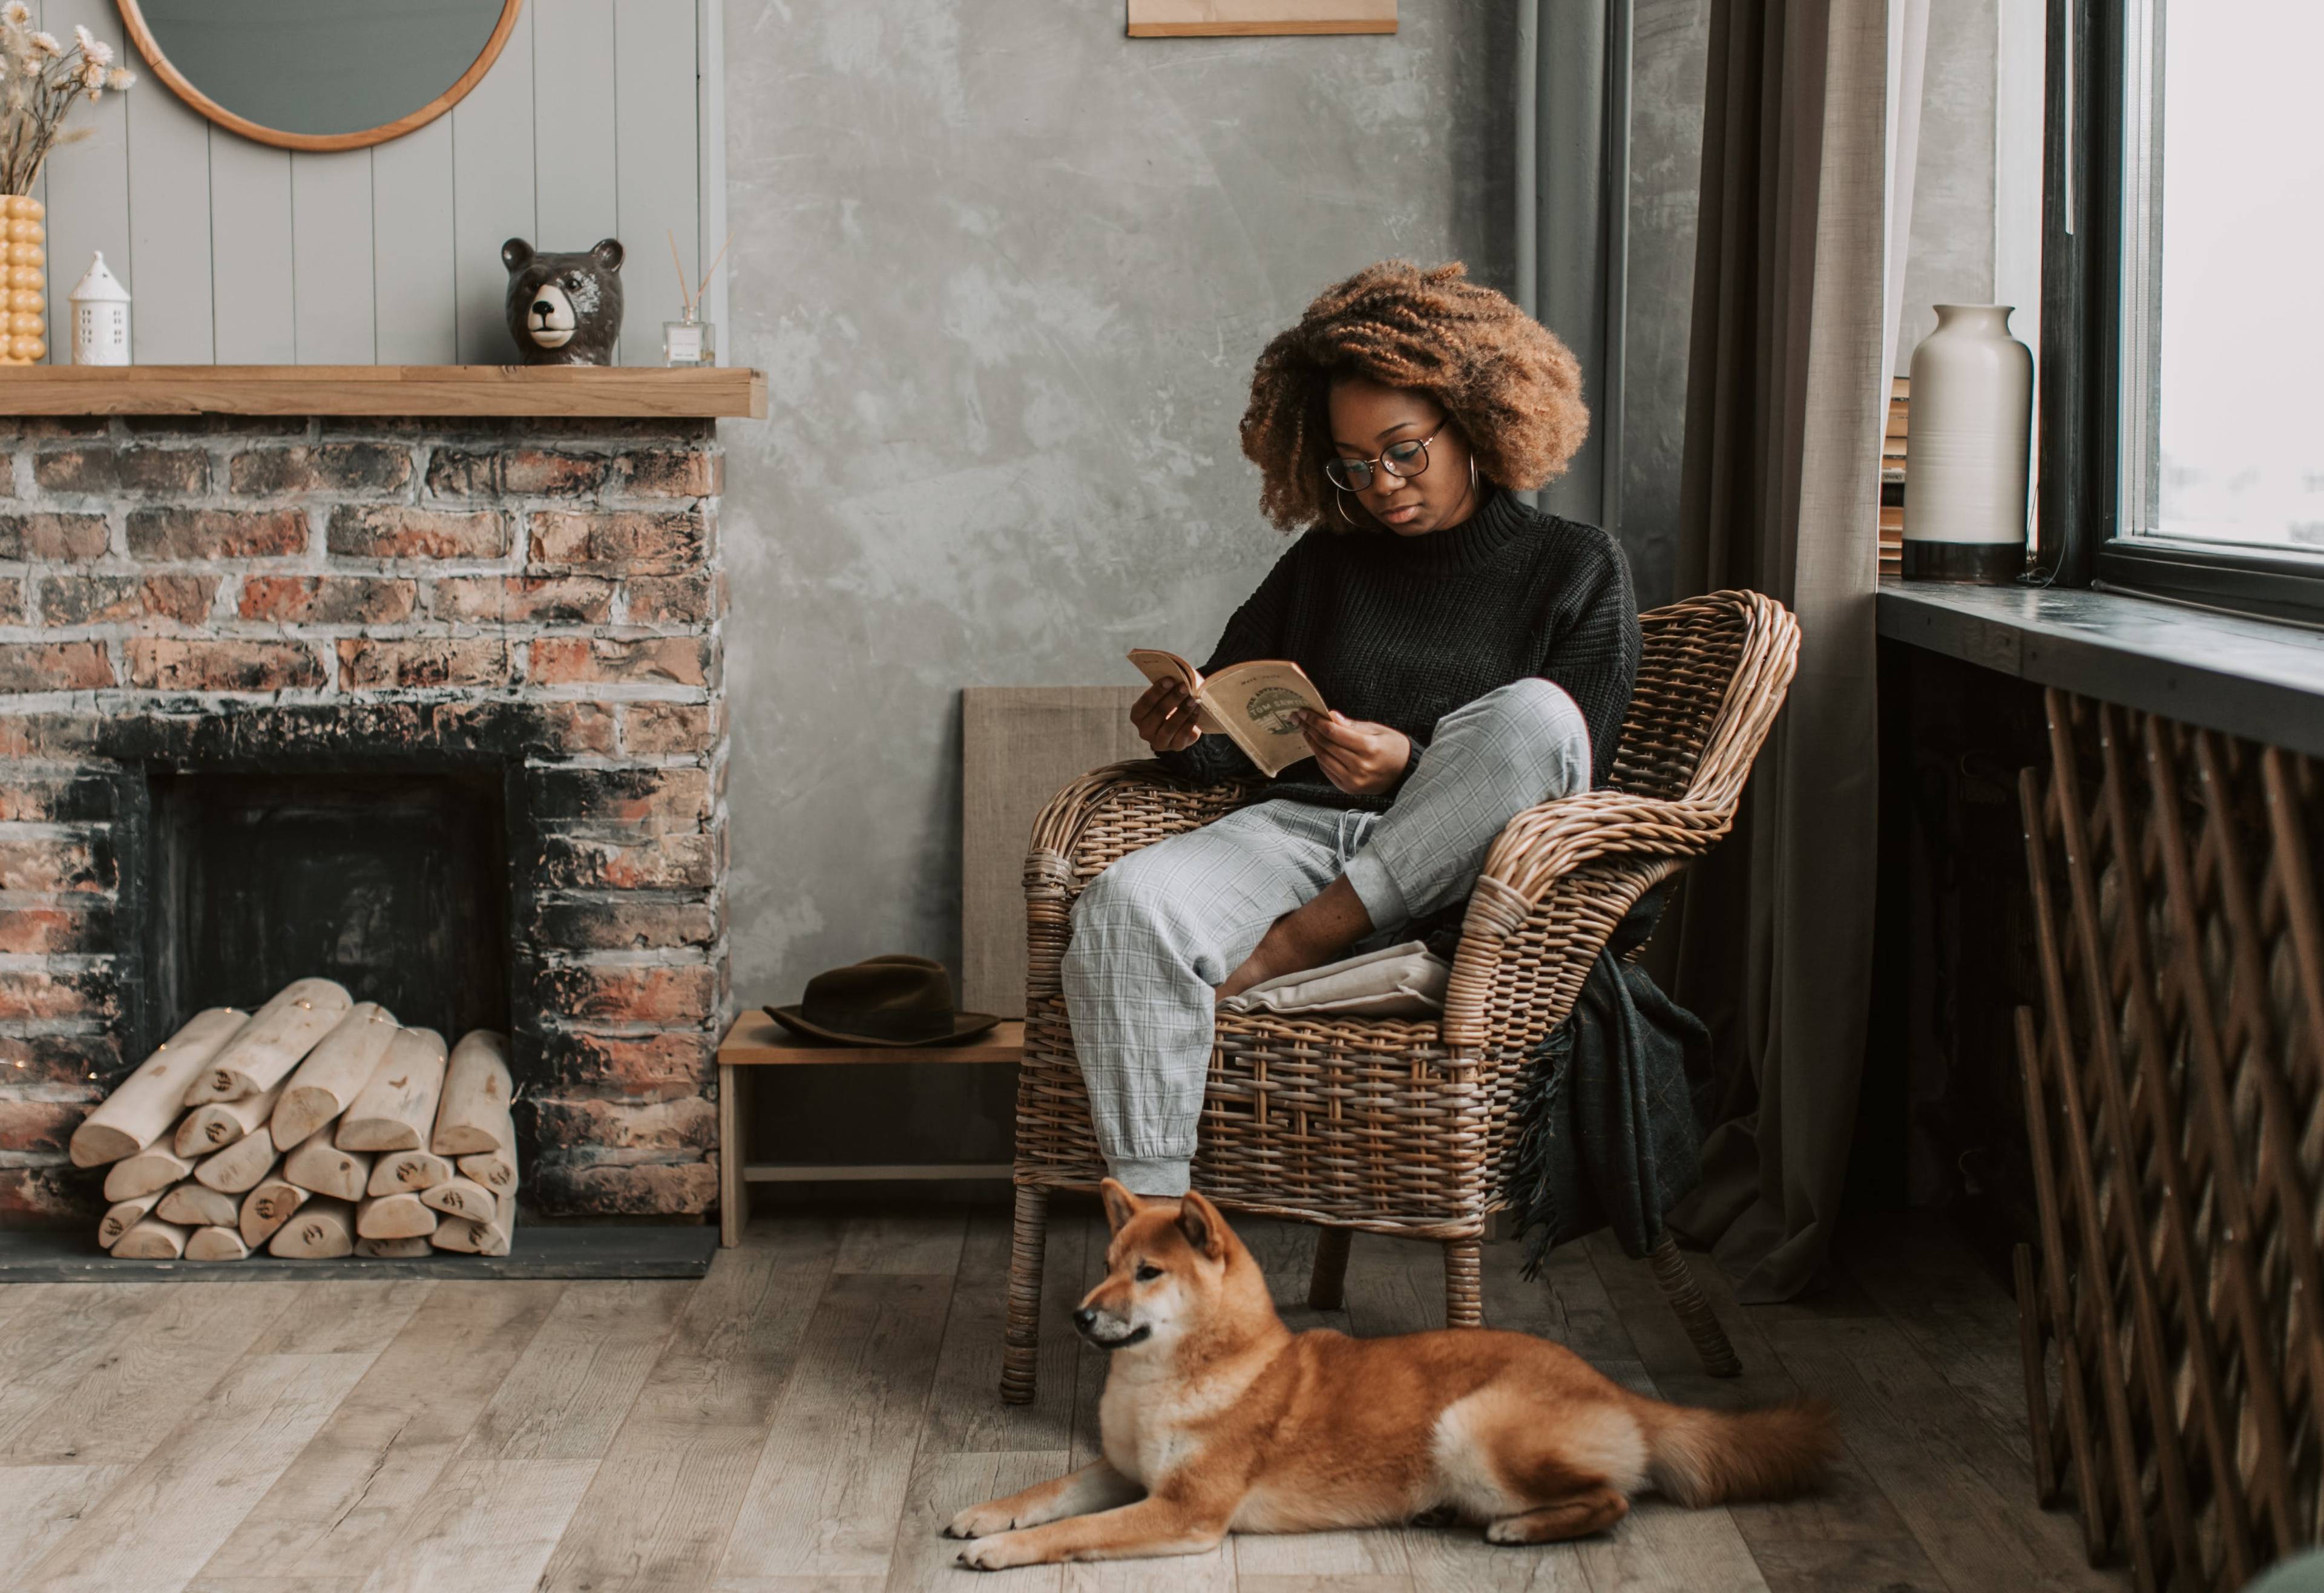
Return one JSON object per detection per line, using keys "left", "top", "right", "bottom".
{"left": 1060, "top": 677, "right": 1592, "bottom": 1194}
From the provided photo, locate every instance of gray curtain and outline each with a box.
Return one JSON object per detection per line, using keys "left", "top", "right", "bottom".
{"left": 1515, "top": 0, "right": 1627, "bottom": 535}
{"left": 1661, "top": 0, "right": 1921, "bottom": 1301}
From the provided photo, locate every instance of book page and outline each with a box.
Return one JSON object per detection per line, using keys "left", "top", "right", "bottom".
{"left": 1125, "top": 649, "right": 1201, "bottom": 692}
{"left": 1201, "top": 660, "right": 1327, "bottom": 778}
{"left": 1124, "top": 648, "right": 1233, "bottom": 737}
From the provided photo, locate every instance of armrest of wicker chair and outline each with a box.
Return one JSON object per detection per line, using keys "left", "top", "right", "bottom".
{"left": 1020, "top": 761, "right": 1264, "bottom": 993}
{"left": 1023, "top": 761, "right": 1264, "bottom": 894}
{"left": 1477, "top": 788, "right": 1732, "bottom": 901}
{"left": 1439, "top": 789, "right": 1732, "bottom": 1049}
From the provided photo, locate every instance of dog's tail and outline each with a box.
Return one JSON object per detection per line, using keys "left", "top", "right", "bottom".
{"left": 1635, "top": 1396, "right": 1838, "bottom": 1507}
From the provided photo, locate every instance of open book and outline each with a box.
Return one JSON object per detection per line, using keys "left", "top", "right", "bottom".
{"left": 1128, "top": 649, "right": 1327, "bottom": 778}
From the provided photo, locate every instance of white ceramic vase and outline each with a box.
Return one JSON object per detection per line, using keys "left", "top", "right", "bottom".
{"left": 1902, "top": 304, "right": 2033, "bottom": 582}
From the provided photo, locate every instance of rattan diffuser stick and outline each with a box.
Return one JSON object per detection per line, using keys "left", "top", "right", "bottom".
{"left": 668, "top": 226, "right": 732, "bottom": 316}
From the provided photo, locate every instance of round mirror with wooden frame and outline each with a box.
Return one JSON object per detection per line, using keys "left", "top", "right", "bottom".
{"left": 117, "top": 0, "right": 524, "bottom": 153}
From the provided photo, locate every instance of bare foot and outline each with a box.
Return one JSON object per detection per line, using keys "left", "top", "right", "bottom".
{"left": 1218, "top": 877, "right": 1374, "bottom": 1000}
{"left": 1216, "top": 931, "right": 1308, "bottom": 1000}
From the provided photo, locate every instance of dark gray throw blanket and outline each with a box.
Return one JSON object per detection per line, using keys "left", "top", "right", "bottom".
{"left": 1503, "top": 890, "right": 1714, "bottom": 1278}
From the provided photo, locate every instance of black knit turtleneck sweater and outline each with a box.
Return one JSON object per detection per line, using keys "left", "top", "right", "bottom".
{"left": 1156, "top": 489, "right": 1641, "bottom": 811}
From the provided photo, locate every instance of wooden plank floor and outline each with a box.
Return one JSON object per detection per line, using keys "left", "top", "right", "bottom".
{"left": 0, "top": 1207, "right": 2128, "bottom": 1593}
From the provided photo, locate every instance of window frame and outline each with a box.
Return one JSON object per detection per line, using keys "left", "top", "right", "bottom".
{"left": 2049, "top": 0, "right": 2324, "bottom": 619}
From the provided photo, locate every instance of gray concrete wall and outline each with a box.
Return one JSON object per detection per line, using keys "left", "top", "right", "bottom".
{"left": 719, "top": 2, "right": 1514, "bottom": 1155}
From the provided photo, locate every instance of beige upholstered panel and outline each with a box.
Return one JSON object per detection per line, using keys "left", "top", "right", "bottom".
{"left": 960, "top": 686, "right": 1147, "bottom": 1016}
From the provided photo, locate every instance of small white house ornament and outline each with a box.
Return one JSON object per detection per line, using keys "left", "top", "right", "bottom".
{"left": 68, "top": 252, "right": 129, "bottom": 366}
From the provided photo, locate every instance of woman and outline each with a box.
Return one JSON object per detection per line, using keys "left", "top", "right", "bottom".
{"left": 1065, "top": 261, "right": 1640, "bottom": 1196}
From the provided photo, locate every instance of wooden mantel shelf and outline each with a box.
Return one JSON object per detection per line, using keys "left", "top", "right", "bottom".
{"left": 0, "top": 364, "right": 767, "bottom": 419}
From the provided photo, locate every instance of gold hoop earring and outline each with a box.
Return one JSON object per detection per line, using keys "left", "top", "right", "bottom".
{"left": 1333, "top": 486, "right": 1364, "bottom": 528}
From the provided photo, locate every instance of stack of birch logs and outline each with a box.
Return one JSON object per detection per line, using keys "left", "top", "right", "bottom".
{"left": 66, "top": 978, "right": 520, "bottom": 1262}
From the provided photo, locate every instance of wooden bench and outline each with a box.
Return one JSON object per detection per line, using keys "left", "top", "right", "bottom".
{"left": 715, "top": 1011, "right": 1026, "bottom": 1246}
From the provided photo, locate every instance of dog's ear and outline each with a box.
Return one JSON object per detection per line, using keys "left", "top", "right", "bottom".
{"left": 1099, "top": 1179, "right": 1143, "bottom": 1235}
{"left": 1177, "top": 1191, "right": 1227, "bottom": 1261}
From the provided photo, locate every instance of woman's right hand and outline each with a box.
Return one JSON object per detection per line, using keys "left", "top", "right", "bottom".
{"left": 1131, "top": 678, "right": 1205, "bottom": 752}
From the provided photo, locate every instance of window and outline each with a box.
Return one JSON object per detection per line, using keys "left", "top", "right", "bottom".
{"left": 2069, "top": 0, "right": 2324, "bottom": 619}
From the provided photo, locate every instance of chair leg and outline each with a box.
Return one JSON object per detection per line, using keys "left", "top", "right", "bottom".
{"left": 1307, "top": 1226, "right": 1352, "bottom": 1310}
{"left": 1001, "top": 1184, "right": 1049, "bottom": 1405}
{"left": 1649, "top": 1230, "right": 1741, "bottom": 1377}
{"left": 1443, "top": 1238, "right": 1484, "bottom": 1327}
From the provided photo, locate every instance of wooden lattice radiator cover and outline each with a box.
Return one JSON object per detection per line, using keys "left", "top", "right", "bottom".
{"left": 2016, "top": 686, "right": 2324, "bottom": 1592}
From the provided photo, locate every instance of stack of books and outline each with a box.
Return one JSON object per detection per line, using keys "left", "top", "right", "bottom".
{"left": 1879, "top": 376, "right": 1907, "bottom": 577}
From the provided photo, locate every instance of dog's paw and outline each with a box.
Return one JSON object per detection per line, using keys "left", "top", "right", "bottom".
{"left": 956, "top": 1531, "right": 1039, "bottom": 1571}
{"left": 945, "top": 1503, "right": 1017, "bottom": 1540}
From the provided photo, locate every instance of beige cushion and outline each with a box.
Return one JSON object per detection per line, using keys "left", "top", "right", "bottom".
{"left": 1217, "top": 941, "right": 1451, "bottom": 1019}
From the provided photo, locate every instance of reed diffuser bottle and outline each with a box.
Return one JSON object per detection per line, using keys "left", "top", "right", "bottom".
{"left": 663, "top": 229, "right": 729, "bottom": 367}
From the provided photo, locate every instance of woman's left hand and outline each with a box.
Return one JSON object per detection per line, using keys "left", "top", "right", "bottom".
{"left": 1299, "top": 711, "right": 1411, "bottom": 796}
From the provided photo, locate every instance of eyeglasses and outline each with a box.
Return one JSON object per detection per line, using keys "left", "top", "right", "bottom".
{"left": 1324, "top": 426, "right": 1441, "bottom": 493}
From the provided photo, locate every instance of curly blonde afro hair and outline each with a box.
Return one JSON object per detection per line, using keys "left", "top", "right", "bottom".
{"left": 1239, "top": 260, "right": 1589, "bottom": 530}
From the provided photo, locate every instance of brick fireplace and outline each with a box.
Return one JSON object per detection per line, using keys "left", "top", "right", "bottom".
{"left": 0, "top": 372, "right": 752, "bottom": 1227}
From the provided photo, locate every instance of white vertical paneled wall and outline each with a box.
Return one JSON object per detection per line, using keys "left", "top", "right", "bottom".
{"left": 372, "top": 119, "right": 458, "bottom": 365}
{"left": 291, "top": 153, "right": 376, "bottom": 364}
{"left": 33, "top": 0, "right": 717, "bottom": 365}
{"left": 43, "top": 1, "right": 130, "bottom": 362}
{"left": 450, "top": 0, "right": 535, "bottom": 363}
{"left": 122, "top": 45, "right": 212, "bottom": 363}
{"left": 694, "top": 0, "right": 725, "bottom": 341}
{"left": 533, "top": 0, "right": 615, "bottom": 246}
{"left": 209, "top": 136, "right": 295, "bottom": 361}
{"left": 612, "top": 0, "right": 698, "bottom": 369}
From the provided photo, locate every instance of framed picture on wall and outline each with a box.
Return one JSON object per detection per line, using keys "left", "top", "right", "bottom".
{"left": 1126, "top": 0, "right": 1395, "bottom": 37}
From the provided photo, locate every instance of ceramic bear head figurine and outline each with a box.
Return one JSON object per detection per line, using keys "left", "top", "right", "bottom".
{"left": 502, "top": 238, "right": 625, "bottom": 366}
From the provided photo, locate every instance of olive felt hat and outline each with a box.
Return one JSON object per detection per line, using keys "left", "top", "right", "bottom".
{"left": 766, "top": 954, "right": 1001, "bottom": 1047}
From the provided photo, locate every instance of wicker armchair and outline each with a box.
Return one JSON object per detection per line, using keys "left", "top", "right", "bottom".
{"left": 1000, "top": 590, "right": 1801, "bottom": 1403}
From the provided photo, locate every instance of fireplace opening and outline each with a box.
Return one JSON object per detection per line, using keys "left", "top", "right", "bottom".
{"left": 143, "top": 769, "right": 513, "bottom": 1044}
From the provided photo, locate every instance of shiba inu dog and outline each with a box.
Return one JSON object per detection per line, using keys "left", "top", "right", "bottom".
{"left": 947, "top": 1181, "right": 1835, "bottom": 1569}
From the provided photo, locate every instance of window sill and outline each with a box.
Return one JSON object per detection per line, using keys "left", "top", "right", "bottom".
{"left": 1876, "top": 580, "right": 2324, "bottom": 758}
{"left": 2096, "top": 537, "right": 2324, "bottom": 625}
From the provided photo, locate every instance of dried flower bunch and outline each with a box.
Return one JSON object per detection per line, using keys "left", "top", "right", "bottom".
{"left": 0, "top": 8, "right": 132, "bottom": 196}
